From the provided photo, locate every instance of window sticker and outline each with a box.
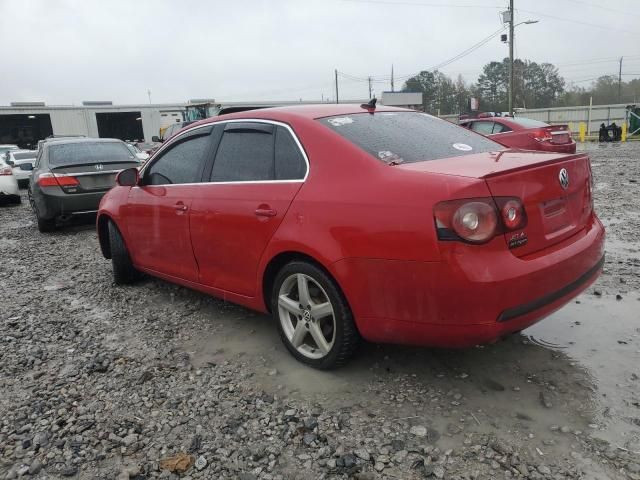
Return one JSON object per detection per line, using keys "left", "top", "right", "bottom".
{"left": 327, "top": 117, "right": 354, "bottom": 127}
{"left": 378, "top": 150, "right": 403, "bottom": 164}
{"left": 452, "top": 143, "right": 473, "bottom": 151}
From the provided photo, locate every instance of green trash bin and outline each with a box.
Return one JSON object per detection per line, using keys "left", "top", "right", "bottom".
{"left": 630, "top": 107, "right": 640, "bottom": 135}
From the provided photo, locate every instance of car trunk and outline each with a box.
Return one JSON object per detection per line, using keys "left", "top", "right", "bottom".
{"left": 399, "top": 150, "right": 593, "bottom": 256}
{"left": 51, "top": 161, "right": 138, "bottom": 193}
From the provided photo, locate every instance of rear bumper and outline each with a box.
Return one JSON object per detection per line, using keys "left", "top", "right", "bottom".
{"left": 35, "top": 187, "right": 107, "bottom": 220}
{"left": 332, "top": 215, "right": 605, "bottom": 347}
{"left": 537, "top": 141, "right": 576, "bottom": 154}
{"left": 0, "top": 177, "right": 20, "bottom": 197}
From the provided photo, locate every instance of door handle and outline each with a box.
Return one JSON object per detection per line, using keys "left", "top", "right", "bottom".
{"left": 255, "top": 207, "right": 277, "bottom": 217}
{"left": 175, "top": 202, "right": 188, "bottom": 212}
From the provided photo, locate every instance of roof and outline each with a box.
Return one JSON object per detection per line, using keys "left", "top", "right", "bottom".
{"left": 186, "top": 104, "right": 412, "bottom": 131}
{"left": 44, "top": 137, "right": 125, "bottom": 147}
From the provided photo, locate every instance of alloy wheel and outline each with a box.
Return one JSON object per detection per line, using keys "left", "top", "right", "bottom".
{"left": 277, "top": 273, "right": 336, "bottom": 359}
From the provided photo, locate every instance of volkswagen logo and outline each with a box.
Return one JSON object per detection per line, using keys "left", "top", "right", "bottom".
{"left": 558, "top": 168, "right": 569, "bottom": 190}
{"left": 95, "top": 164, "right": 104, "bottom": 171}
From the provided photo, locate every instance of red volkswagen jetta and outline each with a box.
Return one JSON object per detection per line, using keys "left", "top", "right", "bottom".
{"left": 460, "top": 116, "right": 576, "bottom": 154}
{"left": 97, "top": 104, "right": 605, "bottom": 369}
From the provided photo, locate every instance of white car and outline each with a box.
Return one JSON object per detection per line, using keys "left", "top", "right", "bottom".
{"left": 0, "top": 144, "right": 19, "bottom": 160}
{"left": 6, "top": 150, "right": 37, "bottom": 187}
{"left": 0, "top": 157, "right": 20, "bottom": 204}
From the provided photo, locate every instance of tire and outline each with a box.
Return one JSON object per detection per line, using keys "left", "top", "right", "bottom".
{"left": 108, "top": 221, "right": 139, "bottom": 285}
{"left": 271, "top": 261, "right": 360, "bottom": 369}
{"left": 35, "top": 210, "right": 55, "bottom": 232}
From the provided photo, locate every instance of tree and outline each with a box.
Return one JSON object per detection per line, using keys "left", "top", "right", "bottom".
{"left": 474, "top": 58, "right": 565, "bottom": 111}
{"left": 402, "top": 70, "right": 437, "bottom": 112}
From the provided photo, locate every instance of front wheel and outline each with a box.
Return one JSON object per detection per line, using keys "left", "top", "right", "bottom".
{"left": 271, "top": 261, "right": 360, "bottom": 369}
{"left": 108, "top": 221, "right": 139, "bottom": 285}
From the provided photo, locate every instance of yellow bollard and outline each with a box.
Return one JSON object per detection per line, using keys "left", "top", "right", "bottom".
{"left": 621, "top": 122, "right": 627, "bottom": 142}
{"left": 579, "top": 122, "right": 586, "bottom": 142}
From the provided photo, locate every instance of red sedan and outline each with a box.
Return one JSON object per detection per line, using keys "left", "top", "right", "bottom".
{"left": 97, "top": 104, "right": 604, "bottom": 369}
{"left": 460, "top": 116, "right": 576, "bottom": 153}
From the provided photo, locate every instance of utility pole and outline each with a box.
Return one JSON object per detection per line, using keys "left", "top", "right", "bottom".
{"left": 147, "top": 89, "right": 152, "bottom": 104}
{"left": 391, "top": 64, "right": 395, "bottom": 92}
{"left": 618, "top": 56, "right": 623, "bottom": 103}
{"left": 508, "top": 0, "right": 514, "bottom": 115}
{"left": 335, "top": 69, "right": 339, "bottom": 104}
{"left": 368, "top": 77, "right": 372, "bottom": 99}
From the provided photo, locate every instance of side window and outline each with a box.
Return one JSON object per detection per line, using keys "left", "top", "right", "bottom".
{"left": 275, "top": 126, "right": 306, "bottom": 180}
{"left": 146, "top": 134, "right": 210, "bottom": 185}
{"left": 471, "top": 121, "right": 495, "bottom": 135}
{"left": 492, "top": 123, "right": 512, "bottom": 133}
{"left": 210, "top": 123, "right": 275, "bottom": 182}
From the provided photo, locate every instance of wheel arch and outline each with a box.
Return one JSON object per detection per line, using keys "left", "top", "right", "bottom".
{"left": 261, "top": 250, "right": 350, "bottom": 315}
{"left": 97, "top": 214, "right": 113, "bottom": 259}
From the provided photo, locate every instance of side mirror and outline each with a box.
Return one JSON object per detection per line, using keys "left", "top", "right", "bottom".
{"left": 5, "top": 159, "right": 14, "bottom": 166}
{"left": 116, "top": 167, "right": 139, "bottom": 187}
{"left": 151, "top": 135, "right": 161, "bottom": 143}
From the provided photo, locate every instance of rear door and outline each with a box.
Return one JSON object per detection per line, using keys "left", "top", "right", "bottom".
{"left": 189, "top": 121, "right": 307, "bottom": 296}
{"left": 126, "top": 125, "right": 214, "bottom": 281}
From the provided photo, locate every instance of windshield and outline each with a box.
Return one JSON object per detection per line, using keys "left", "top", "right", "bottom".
{"left": 319, "top": 112, "right": 502, "bottom": 164}
{"left": 510, "top": 117, "right": 549, "bottom": 128}
{"left": 49, "top": 142, "right": 136, "bottom": 166}
{"left": 13, "top": 152, "right": 37, "bottom": 160}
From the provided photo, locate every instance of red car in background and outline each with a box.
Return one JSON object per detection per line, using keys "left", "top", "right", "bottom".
{"left": 97, "top": 104, "right": 604, "bottom": 369}
{"left": 460, "top": 116, "right": 576, "bottom": 153}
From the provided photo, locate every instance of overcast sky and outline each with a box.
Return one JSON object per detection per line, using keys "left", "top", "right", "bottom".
{"left": 1, "top": 0, "right": 639, "bottom": 105}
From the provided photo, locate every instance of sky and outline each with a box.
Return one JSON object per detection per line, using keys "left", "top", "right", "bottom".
{"left": 1, "top": 0, "right": 639, "bottom": 105}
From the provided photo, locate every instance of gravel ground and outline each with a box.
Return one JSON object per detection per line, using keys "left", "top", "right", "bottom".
{"left": 0, "top": 142, "right": 638, "bottom": 480}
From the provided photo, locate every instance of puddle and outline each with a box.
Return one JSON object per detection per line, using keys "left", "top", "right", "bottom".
{"left": 525, "top": 295, "right": 640, "bottom": 450}
{"left": 179, "top": 289, "right": 640, "bottom": 455}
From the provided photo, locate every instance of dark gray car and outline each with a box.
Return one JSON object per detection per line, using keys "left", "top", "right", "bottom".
{"left": 29, "top": 138, "right": 140, "bottom": 232}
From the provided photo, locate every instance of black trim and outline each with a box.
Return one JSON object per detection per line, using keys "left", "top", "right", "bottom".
{"left": 497, "top": 254, "right": 605, "bottom": 322}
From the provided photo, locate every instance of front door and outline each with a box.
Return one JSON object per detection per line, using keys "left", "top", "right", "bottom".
{"left": 190, "top": 121, "right": 308, "bottom": 296}
{"left": 125, "top": 125, "right": 214, "bottom": 282}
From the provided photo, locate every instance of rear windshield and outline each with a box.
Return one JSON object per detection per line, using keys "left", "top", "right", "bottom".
{"left": 510, "top": 117, "right": 549, "bottom": 128}
{"left": 49, "top": 142, "right": 135, "bottom": 166}
{"left": 13, "top": 152, "right": 36, "bottom": 160}
{"left": 319, "top": 112, "right": 501, "bottom": 163}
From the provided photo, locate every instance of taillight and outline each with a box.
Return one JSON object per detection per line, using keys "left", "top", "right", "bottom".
{"left": 495, "top": 198, "right": 527, "bottom": 231}
{"left": 530, "top": 128, "right": 553, "bottom": 142}
{"left": 0, "top": 166, "right": 12, "bottom": 176}
{"left": 434, "top": 197, "right": 527, "bottom": 244}
{"left": 38, "top": 172, "right": 80, "bottom": 188}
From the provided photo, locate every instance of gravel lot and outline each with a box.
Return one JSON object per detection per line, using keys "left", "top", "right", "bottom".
{"left": 1, "top": 142, "right": 638, "bottom": 479}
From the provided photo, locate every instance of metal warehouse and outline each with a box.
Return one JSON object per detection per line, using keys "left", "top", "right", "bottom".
{"left": 0, "top": 100, "right": 210, "bottom": 149}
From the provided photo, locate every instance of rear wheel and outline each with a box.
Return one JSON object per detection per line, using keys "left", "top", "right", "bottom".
{"left": 272, "top": 261, "right": 360, "bottom": 369}
{"left": 108, "top": 221, "right": 139, "bottom": 284}
{"left": 34, "top": 207, "right": 55, "bottom": 232}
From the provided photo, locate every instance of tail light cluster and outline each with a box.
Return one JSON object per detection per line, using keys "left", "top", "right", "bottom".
{"left": 530, "top": 129, "right": 553, "bottom": 143}
{"left": 434, "top": 197, "right": 527, "bottom": 244}
{"left": 0, "top": 166, "right": 13, "bottom": 176}
{"left": 38, "top": 172, "right": 80, "bottom": 190}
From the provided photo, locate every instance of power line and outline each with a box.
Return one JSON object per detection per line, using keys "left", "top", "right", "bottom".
{"left": 342, "top": 0, "right": 502, "bottom": 9}
{"left": 338, "top": 25, "right": 506, "bottom": 84}
{"left": 515, "top": 8, "right": 640, "bottom": 37}
{"left": 561, "top": 0, "right": 640, "bottom": 19}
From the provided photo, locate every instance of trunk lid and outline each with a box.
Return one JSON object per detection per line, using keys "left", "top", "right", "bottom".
{"left": 399, "top": 150, "right": 593, "bottom": 256}
{"left": 51, "top": 161, "right": 139, "bottom": 193}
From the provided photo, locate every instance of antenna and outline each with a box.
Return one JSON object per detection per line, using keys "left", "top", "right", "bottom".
{"left": 360, "top": 98, "right": 377, "bottom": 110}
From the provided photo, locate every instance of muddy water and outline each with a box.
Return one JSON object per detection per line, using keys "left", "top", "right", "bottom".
{"left": 182, "top": 287, "right": 638, "bottom": 460}
{"left": 525, "top": 295, "right": 640, "bottom": 452}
